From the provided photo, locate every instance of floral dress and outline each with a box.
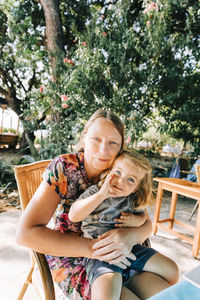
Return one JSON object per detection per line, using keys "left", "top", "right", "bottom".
{"left": 42, "top": 152, "right": 91, "bottom": 299}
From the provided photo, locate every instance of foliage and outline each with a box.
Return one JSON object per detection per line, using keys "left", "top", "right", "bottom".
{"left": 0, "top": 157, "right": 16, "bottom": 190}
{"left": 142, "top": 0, "right": 200, "bottom": 150}
{"left": 0, "top": 0, "right": 200, "bottom": 156}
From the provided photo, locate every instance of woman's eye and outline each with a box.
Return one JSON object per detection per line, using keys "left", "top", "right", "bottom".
{"left": 93, "top": 137, "right": 100, "bottom": 141}
{"left": 114, "top": 170, "right": 121, "bottom": 175}
{"left": 110, "top": 141, "right": 118, "bottom": 145}
{"left": 128, "top": 178, "right": 135, "bottom": 183}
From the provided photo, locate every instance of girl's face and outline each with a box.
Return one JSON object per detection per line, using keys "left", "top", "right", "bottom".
{"left": 110, "top": 157, "right": 144, "bottom": 197}
{"left": 83, "top": 118, "right": 122, "bottom": 179}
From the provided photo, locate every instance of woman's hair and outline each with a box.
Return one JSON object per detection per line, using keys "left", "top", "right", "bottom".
{"left": 77, "top": 109, "right": 125, "bottom": 152}
{"left": 98, "top": 149, "right": 154, "bottom": 209}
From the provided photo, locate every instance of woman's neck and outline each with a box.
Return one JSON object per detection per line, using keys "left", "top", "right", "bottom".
{"left": 84, "top": 160, "right": 100, "bottom": 183}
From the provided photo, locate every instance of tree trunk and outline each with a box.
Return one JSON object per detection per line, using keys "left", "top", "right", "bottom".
{"left": 40, "top": 0, "right": 65, "bottom": 123}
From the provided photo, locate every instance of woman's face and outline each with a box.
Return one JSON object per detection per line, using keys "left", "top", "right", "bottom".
{"left": 83, "top": 118, "right": 122, "bottom": 179}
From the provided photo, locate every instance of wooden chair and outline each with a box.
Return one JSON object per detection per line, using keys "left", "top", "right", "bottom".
{"left": 14, "top": 159, "right": 55, "bottom": 300}
{"left": 189, "top": 164, "right": 200, "bottom": 220}
{"left": 14, "top": 159, "right": 151, "bottom": 299}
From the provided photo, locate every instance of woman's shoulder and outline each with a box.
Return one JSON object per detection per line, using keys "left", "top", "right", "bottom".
{"left": 49, "top": 152, "right": 84, "bottom": 169}
{"left": 58, "top": 152, "right": 84, "bottom": 166}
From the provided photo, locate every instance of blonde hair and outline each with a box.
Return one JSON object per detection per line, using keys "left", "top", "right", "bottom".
{"left": 77, "top": 109, "right": 125, "bottom": 152}
{"left": 99, "top": 149, "right": 154, "bottom": 209}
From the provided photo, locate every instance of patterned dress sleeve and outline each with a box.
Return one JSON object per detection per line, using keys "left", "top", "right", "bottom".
{"left": 42, "top": 156, "right": 68, "bottom": 199}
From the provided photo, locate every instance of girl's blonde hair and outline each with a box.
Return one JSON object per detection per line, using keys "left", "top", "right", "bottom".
{"left": 99, "top": 149, "right": 154, "bottom": 209}
{"left": 77, "top": 109, "right": 125, "bottom": 152}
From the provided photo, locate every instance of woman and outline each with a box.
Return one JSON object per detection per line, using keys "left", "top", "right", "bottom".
{"left": 16, "top": 109, "right": 170, "bottom": 299}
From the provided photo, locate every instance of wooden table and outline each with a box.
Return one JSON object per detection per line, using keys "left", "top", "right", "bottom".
{"left": 153, "top": 177, "right": 200, "bottom": 258}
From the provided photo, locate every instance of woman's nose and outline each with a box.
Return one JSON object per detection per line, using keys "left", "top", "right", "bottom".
{"left": 99, "top": 141, "right": 109, "bottom": 154}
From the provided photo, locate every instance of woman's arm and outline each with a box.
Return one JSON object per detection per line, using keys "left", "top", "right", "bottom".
{"left": 92, "top": 209, "right": 152, "bottom": 265}
{"left": 16, "top": 180, "right": 95, "bottom": 258}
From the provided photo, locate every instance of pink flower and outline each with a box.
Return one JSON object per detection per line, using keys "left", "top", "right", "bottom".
{"left": 82, "top": 41, "right": 87, "bottom": 46}
{"left": 127, "top": 117, "right": 130, "bottom": 121}
{"left": 61, "top": 95, "right": 68, "bottom": 102}
{"left": 62, "top": 103, "right": 69, "bottom": 108}
{"left": 147, "top": 20, "right": 151, "bottom": 27}
{"left": 144, "top": 2, "right": 158, "bottom": 14}
{"left": 102, "top": 32, "right": 108, "bottom": 37}
{"left": 39, "top": 86, "right": 44, "bottom": 93}
{"left": 126, "top": 136, "right": 131, "bottom": 144}
{"left": 100, "top": 15, "right": 104, "bottom": 19}
{"left": 63, "top": 58, "right": 74, "bottom": 65}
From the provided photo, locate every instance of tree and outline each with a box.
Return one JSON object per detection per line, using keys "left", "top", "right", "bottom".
{"left": 0, "top": 0, "right": 91, "bottom": 152}
{"left": 1, "top": 0, "right": 199, "bottom": 155}
{"left": 0, "top": 0, "right": 48, "bottom": 148}
{"left": 141, "top": 0, "right": 200, "bottom": 151}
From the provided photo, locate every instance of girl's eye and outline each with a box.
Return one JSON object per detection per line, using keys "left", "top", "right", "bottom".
{"left": 128, "top": 178, "right": 135, "bottom": 183}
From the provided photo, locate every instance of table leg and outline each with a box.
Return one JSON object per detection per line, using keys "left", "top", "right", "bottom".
{"left": 153, "top": 183, "right": 163, "bottom": 234}
{"left": 168, "top": 192, "right": 178, "bottom": 229}
{"left": 193, "top": 201, "right": 200, "bottom": 258}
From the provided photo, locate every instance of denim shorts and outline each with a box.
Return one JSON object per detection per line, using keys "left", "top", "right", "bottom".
{"left": 83, "top": 244, "right": 157, "bottom": 285}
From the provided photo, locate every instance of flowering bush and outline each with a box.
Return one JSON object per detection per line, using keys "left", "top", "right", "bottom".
{"left": 63, "top": 58, "right": 74, "bottom": 66}
{"left": 144, "top": 2, "right": 158, "bottom": 14}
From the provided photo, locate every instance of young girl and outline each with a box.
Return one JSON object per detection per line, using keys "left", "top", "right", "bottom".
{"left": 69, "top": 149, "right": 179, "bottom": 300}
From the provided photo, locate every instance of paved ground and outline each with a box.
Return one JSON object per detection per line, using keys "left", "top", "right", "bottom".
{"left": 0, "top": 193, "right": 200, "bottom": 300}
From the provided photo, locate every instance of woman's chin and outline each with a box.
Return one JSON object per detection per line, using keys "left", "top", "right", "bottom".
{"left": 93, "top": 160, "right": 110, "bottom": 171}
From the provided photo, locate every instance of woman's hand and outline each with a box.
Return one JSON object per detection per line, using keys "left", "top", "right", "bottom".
{"left": 92, "top": 228, "right": 138, "bottom": 268}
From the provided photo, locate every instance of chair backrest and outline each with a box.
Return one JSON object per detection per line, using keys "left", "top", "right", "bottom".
{"left": 195, "top": 164, "right": 200, "bottom": 183}
{"left": 14, "top": 159, "right": 55, "bottom": 300}
{"left": 14, "top": 159, "right": 52, "bottom": 210}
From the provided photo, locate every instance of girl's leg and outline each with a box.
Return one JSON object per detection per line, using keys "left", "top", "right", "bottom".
{"left": 125, "top": 271, "right": 170, "bottom": 300}
{"left": 143, "top": 252, "right": 179, "bottom": 285}
{"left": 91, "top": 272, "right": 122, "bottom": 300}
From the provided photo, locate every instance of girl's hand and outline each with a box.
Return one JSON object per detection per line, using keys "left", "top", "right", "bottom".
{"left": 98, "top": 173, "right": 118, "bottom": 198}
{"left": 99, "top": 172, "right": 124, "bottom": 198}
{"left": 114, "top": 212, "right": 147, "bottom": 228}
{"left": 92, "top": 228, "right": 137, "bottom": 267}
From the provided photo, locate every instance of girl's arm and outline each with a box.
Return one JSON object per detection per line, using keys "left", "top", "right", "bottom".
{"left": 69, "top": 172, "right": 115, "bottom": 222}
{"left": 114, "top": 211, "right": 147, "bottom": 228}
{"left": 16, "top": 180, "right": 95, "bottom": 258}
{"left": 69, "top": 187, "right": 106, "bottom": 222}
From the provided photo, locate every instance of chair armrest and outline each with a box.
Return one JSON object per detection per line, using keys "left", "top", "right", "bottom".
{"left": 32, "top": 251, "right": 55, "bottom": 300}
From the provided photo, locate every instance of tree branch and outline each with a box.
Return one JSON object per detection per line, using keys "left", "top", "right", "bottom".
{"left": 0, "top": 85, "right": 9, "bottom": 97}
{"left": 28, "top": 69, "right": 36, "bottom": 91}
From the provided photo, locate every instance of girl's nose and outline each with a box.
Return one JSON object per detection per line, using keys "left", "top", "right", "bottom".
{"left": 117, "top": 176, "right": 125, "bottom": 184}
